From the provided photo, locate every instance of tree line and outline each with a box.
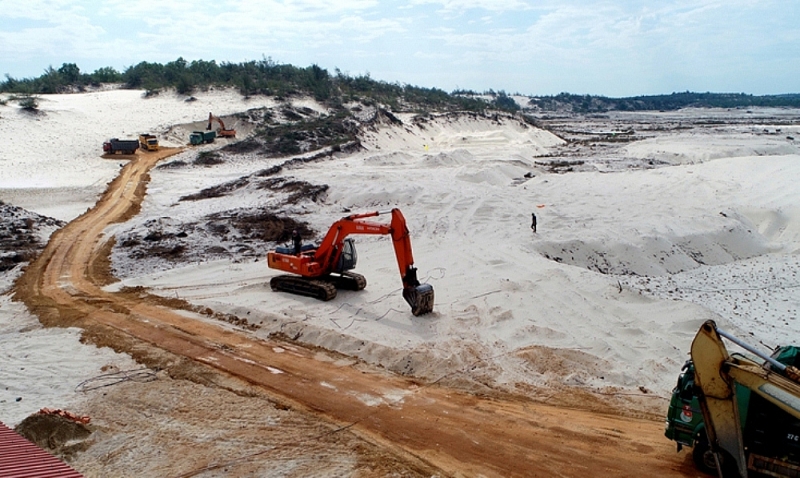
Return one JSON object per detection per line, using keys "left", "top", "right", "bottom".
{"left": 526, "top": 91, "right": 800, "bottom": 112}
{"left": 0, "top": 57, "right": 493, "bottom": 112}
{"left": 3, "top": 59, "right": 798, "bottom": 112}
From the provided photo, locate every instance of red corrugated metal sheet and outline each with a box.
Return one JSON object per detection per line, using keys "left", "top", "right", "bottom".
{"left": 0, "top": 421, "right": 84, "bottom": 478}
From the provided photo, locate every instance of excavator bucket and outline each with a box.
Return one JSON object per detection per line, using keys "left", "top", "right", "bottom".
{"left": 403, "top": 283, "right": 435, "bottom": 316}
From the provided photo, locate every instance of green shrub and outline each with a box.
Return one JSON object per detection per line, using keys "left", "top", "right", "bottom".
{"left": 19, "top": 96, "right": 38, "bottom": 110}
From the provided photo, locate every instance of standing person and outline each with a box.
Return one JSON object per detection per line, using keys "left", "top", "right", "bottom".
{"left": 531, "top": 213, "right": 537, "bottom": 233}
{"left": 292, "top": 229, "right": 302, "bottom": 255}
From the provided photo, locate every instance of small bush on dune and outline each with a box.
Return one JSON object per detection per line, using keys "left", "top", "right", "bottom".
{"left": 18, "top": 96, "right": 39, "bottom": 111}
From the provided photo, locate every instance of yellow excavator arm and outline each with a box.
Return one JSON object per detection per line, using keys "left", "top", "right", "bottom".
{"left": 691, "top": 320, "right": 800, "bottom": 477}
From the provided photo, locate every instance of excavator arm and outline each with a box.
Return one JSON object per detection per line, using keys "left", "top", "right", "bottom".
{"left": 207, "top": 112, "right": 236, "bottom": 137}
{"left": 314, "top": 210, "right": 419, "bottom": 284}
{"left": 207, "top": 112, "right": 226, "bottom": 131}
{"left": 267, "top": 209, "right": 434, "bottom": 316}
{"left": 691, "top": 320, "right": 800, "bottom": 477}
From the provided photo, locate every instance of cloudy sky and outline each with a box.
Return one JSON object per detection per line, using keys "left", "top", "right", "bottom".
{"left": 1, "top": 0, "right": 798, "bottom": 97}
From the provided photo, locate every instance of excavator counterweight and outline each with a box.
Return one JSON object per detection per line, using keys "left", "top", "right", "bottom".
{"left": 266, "top": 209, "right": 435, "bottom": 316}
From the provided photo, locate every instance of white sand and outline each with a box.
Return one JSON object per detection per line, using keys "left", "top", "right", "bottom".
{"left": 2, "top": 89, "right": 799, "bottom": 428}
{"left": 0, "top": 88, "right": 277, "bottom": 221}
{"left": 0, "top": 269, "right": 139, "bottom": 426}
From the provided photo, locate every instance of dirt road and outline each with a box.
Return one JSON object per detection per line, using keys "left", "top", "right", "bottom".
{"left": 14, "top": 149, "right": 695, "bottom": 477}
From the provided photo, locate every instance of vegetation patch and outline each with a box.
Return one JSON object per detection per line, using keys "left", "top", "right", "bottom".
{"left": 534, "top": 159, "right": 586, "bottom": 173}
{"left": 0, "top": 202, "right": 64, "bottom": 271}
{"left": 207, "top": 211, "right": 314, "bottom": 243}
{"left": 253, "top": 111, "right": 357, "bottom": 157}
{"left": 256, "top": 177, "right": 329, "bottom": 203}
{"left": 180, "top": 177, "right": 250, "bottom": 201}
{"left": 221, "top": 138, "right": 262, "bottom": 154}
{"left": 114, "top": 211, "right": 316, "bottom": 275}
{"left": 18, "top": 95, "right": 39, "bottom": 111}
{"left": 156, "top": 160, "right": 188, "bottom": 169}
{"left": 0, "top": 58, "right": 491, "bottom": 113}
{"left": 193, "top": 151, "right": 224, "bottom": 166}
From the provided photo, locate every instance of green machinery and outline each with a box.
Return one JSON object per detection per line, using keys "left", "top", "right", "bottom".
{"left": 189, "top": 130, "right": 216, "bottom": 145}
{"left": 665, "top": 321, "right": 800, "bottom": 477}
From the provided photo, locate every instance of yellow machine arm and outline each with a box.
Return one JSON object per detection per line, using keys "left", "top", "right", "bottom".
{"left": 691, "top": 320, "right": 800, "bottom": 477}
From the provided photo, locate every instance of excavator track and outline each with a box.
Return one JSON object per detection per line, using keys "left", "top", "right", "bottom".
{"left": 270, "top": 275, "right": 338, "bottom": 301}
{"left": 334, "top": 271, "right": 367, "bottom": 291}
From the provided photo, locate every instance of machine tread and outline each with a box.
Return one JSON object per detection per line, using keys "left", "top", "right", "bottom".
{"left": 270, "top": 275, "right": 337, "bottom": 301}
{"left": 336, "top": 272, "right": 367, "bottom": 291}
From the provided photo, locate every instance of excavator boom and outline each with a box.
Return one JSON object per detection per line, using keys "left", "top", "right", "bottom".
{"left": 207, "top": 112, "right": 236, "bottom": 138}
{"left": 690, "top": 320, "right": 800, "bottom": 477}
{"left": 267, "top": 209, "right": 434, "bottom": 316}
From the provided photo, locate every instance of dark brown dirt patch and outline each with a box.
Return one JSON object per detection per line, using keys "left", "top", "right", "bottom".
{"left": 0, "top": 202, "right": 65, "bottom": 271}
{"left": 15, "top": 413, "right": 92, "bottom": 461}
{"left": 256, "top": 177, "right": 329, "bottom": 203}
{"left": 210, "top": 210, "right": 314, "bottom": 243}
{"left": 221, "top": 137, "right": 262, "bottom": 154}
{"left": 179, "top": 177, "right": 250, "bottom": 201}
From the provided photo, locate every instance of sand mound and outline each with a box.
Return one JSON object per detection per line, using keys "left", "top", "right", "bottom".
{"left": 15, "top": 413, "right": 92, "bottom": 460}
{"left": 535, "top": 222, "right": 773, "bottom": 276}
{"left": 360, "top": 111, "right": 564, "bottom": 158}
{"left": 622, "top": 134, "right": 800, "bottom": 165}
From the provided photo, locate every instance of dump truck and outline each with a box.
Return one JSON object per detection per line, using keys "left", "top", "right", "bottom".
{"left": 139, "top": 134, "right": 159, "bottom": 151}
{"left": 102, "top": 138, "right": 139, "bottom": 155}
{"left": 189, "top": 130, "right": 216, "bottom": 145}
{"left": 665, "top": 320, "right": 800, "bottom": 476}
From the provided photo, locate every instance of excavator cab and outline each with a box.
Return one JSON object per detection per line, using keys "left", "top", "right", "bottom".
{"left": 334, "top": 238, "right": 357, "bottom": 273}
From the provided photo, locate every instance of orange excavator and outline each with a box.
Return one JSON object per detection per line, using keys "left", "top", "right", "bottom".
{"left": 207, "top": 112, "right": 236, "bottom": 138}
{"left": 267, "top": 209, "right": 435, "bottom": 316}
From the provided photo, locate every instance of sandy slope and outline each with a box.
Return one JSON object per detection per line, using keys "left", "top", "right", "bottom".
{"left": 108, "top": 107, "right": 800, "bottom": 408}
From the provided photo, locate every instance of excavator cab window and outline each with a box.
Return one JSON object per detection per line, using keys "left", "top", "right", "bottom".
{"left": 336, "top": 238, "right": 357, "bottom": 272}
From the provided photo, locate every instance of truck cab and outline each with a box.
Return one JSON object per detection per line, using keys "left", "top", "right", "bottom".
{"left": 665, "top": 361, "right": 705, "bottom": 451}
{"left": 139, "top": 134, "right": 159, "bottom": 151}
{"left": 665, "top": 361, "right": 751, "bottom": 473}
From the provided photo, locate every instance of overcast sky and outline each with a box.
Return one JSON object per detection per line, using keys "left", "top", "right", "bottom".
{"left": 1, "top": 0, "right": 798, "bottom": 97}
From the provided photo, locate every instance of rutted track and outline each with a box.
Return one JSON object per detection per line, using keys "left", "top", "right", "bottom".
{"left": 13, "top": 150, "right": 694, "bottom": 477}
